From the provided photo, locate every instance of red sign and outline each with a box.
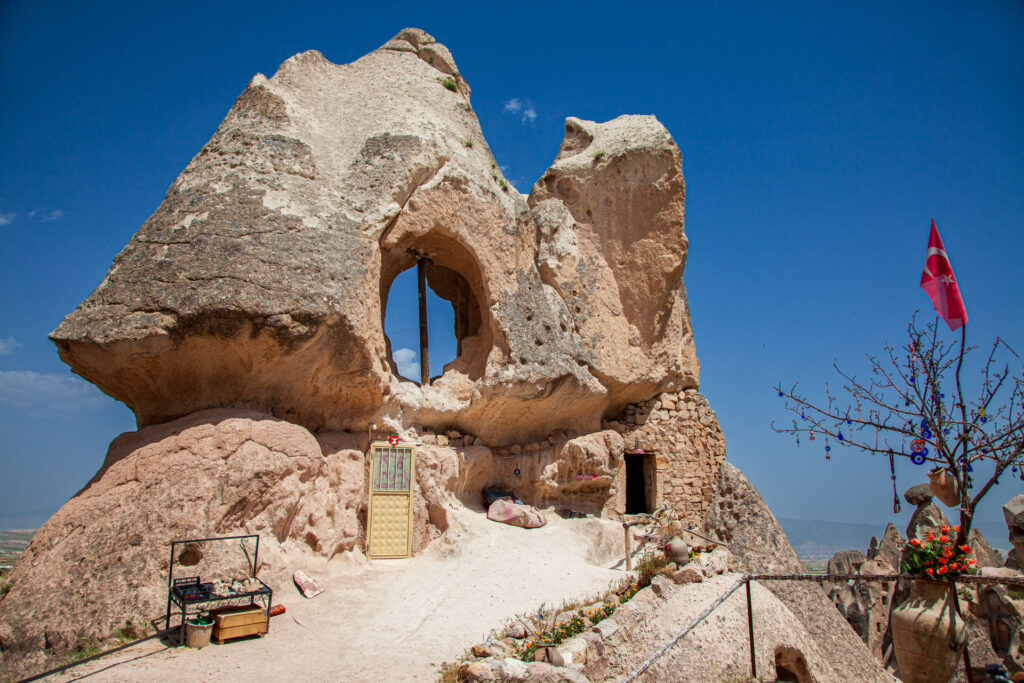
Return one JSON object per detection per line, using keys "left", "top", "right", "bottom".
{"left": 388, "top": 434, "right": 399, "bottom": 445}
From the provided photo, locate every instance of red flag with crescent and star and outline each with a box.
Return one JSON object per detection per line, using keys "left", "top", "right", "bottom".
{"left": 920, "top": 219, "right": 968, "bottom": 331}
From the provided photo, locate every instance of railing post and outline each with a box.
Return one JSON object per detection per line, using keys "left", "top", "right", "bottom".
{"left": 746, "top": 577, "right": 757, "bottom": 679}
{"left": 623, "top": 522, "right": 632, "bottom": 572}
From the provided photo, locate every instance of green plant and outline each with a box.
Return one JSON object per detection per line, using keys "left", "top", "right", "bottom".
{"left": 636, "top": 552, "right": 668, "bottom": 587}
{"left": 436, "top": 77, "right": 458, "bottom": 92}
{"left": 0, "top": 576, "right": 10, "bottom": 599}
{"left": 619, "top": 580, "right": 641, "bottom": 603}
{"left": 513, "top": 613, "right": 588, "bottom": 661}
{"left": 66, "top": 636, "right": 101, "bottom": 664}
{"left": 592, "top": 151, "right": 605, "bottom": 162}
{"left": 583, "top": 599, "right": 616, "bottom": 625}
{"left": 462, "top": 139, "right": 474, "bottom": 148}
{"left": 902, "top": 524, "right": 977, "bottom": 580}
{"left": 500, "top": 179, "right": 509, "bottom": 191}
{"left": 1008, "top": 587, "right": 1024, "bottom": 600}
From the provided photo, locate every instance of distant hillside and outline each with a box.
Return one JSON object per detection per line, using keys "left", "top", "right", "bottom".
{"left": 778, "top": 517, "right": 1009, "bottom": 563}
{"left": 0, "top": 529, "right": 36, "bottom": 569}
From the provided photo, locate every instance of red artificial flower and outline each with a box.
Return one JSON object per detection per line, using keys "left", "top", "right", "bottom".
{"left": 950, "top": 563, "right": 959, "bottom": 571}
{"left": 968, "top": 558, "right": 977, "bottom": 565}
{"left": 943, "top": 548, "right": 954, "bottom": 558}
{"left": 941, "top": 525, "right": 950, "bottom": 533}
{"left": 939, "top": 557, "right": 948, "bottom": 564}
{"left": 939, "top": 535, "right": 949, "bottom": 543}
{"left": 910, "top": 538, "right": 921, "bottom": 547}
{"left": 938, "top": 566, "right": 948, "bottom": 574}
{"left": 960, "top": 545, "right": 972, "bottom": 553}
{"left": 926, "top": 568, "right": 935, "bottom": 576}
{"left": 927, "top": 531, "right": 936, "bottom": 541}
{"left": 953, "top": 525, "right": 960, "bottom": 532}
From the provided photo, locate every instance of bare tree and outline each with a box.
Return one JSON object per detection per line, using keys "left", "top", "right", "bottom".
{"left": 773, "top": 314, "right": 1024, "bottom": 547}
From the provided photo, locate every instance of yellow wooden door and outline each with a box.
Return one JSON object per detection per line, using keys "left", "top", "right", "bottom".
{"left": 366, "top": 442, "right": 416, "bottom": 559}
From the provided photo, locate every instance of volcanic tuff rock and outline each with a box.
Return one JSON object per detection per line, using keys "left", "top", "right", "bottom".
{"left": 50, "top": 28, "right": 697, "bottom": 445}
{"left": 704, "top": 462, "right": 896, "bottom": 682}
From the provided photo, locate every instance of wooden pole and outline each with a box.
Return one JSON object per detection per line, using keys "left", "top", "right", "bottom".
{"left": 417, "top": 259, "right": 430, "bottom": 386}
{"left": 746, "top": 578, "right": 757, "bottom": 679}
{"left": 623, "top": 523, "right": 632, "bottom": 572}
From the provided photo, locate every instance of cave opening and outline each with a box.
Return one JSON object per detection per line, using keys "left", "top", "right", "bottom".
{"left": 381, "top": 240, "right": 487, "bottom": 385}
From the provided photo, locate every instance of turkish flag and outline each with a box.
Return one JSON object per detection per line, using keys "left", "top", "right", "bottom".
{"left": 920, "top": 219, "right": 968, "bottom": 331}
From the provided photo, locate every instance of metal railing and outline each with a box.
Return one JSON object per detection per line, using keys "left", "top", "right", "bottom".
{"left": 621, "top": 571, "right": 1023, "bottom": 683}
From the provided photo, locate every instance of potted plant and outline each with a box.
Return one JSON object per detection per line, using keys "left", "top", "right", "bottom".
{"left": 184, "top": 613, "right": 214, "bottom": 649}
{"left": 891, "top": 525, "right": 977, "bottom": 683}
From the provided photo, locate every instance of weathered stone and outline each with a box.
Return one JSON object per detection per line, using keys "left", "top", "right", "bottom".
{"left": 498, "top": 657, "right": 529, "bottom": 682}
{"left": 906, "top": 502, "right": 950, "bottom": 541}
{"left": 904, "top": 483, "right": 933, "bottom": 506}
{"left": 866, "top": 523, "right": 906, "bottom": 573}
{"left": 464, "top": 660, "right": 496, "bottom": 681}
{"left": 292, "top": 570, "right": 325, "bottom": 598}
{"left": 968, "top": 528, "right": 1003, "bottom": 568}
{"left": 594, "top": 618, "right": 619, "bottom": 639}
{"left": 52, "top": 33, "right": 699, "bottom": 450}
{"left": 1004, "top": 495, "right": 1024, "bottom": 561}
{"left": 827, "top": 550, "right": 866, "bottom": 577}
{"left": 471, "top": 643, "right": 493, "bottom": 658}
{"left": 525, "top": 661, "right": 590, "bottom": 683}
{"left": 649, "top": 574, "right": 674, "bottom": 599}
{"left": 704, "top": 462, "right": 892, "bottom": 682}
{"left": 549, "top": 637, "right": 587, "bottom": 667}
{"left": 671, "top": 564, "right": 704, "bottom": 584}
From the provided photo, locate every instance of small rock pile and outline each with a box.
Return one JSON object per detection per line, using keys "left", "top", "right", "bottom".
{"left": 453, "top": 548, "right": 733, "bottom": 682}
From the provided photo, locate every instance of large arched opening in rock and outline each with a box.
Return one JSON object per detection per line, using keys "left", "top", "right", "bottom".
{"left": 384, "top": 268, "right": 456, "bottom": 382}
{"left": 380, "top": 235, "right": 490, "bottom": 384}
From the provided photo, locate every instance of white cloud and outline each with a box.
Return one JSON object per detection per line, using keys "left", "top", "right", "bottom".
{"left": 0, "top": 337, "right": 21, "bottom": 355}
{"left": 393, "top": 347, "right": 420, "bottom": 379}
{"left": 0, "top": 370, "right": 106, "bottom": 415}
{"left": 503, "top": 97, "right": 537, "bottom": 124}
{"left": 28, "top": 209, "right": 64, "bottom": 222}
{"left": 0, "top": 212, "right": 13, "bottom": 226}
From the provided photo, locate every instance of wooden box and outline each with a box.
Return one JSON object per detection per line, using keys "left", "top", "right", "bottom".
{"left": 210, "top": 605, "right": 268, "bottom": 643}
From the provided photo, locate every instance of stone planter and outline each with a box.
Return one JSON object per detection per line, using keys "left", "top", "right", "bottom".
{"left": 891, "top": 579, "right": 966, "bottom": 683}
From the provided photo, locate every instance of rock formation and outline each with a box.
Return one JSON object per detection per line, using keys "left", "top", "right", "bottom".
{"left": 0, "top": 29, "right": 727, "bottom": 678}
{"left": 49, "top": 27, "right": 697, "bottom": 446}
{"left": 704, "top": 462, "right": 895, "bottom": 682}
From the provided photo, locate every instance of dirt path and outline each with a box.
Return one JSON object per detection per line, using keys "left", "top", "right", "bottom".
{"left": 47, "top": 507, "right": 627, "bottom": 682}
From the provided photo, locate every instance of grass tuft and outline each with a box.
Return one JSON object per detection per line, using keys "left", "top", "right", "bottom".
{"left": 437, "top": 77, "right": 458, "bottom": 92}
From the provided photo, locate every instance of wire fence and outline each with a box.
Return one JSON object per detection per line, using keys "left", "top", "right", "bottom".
{"left": 620, "top": 571, "right": 1021, "bottom": 683}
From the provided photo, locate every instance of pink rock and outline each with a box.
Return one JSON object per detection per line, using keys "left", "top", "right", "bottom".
{"left": 293, "top": 570, "right": 325, "bottom": 598}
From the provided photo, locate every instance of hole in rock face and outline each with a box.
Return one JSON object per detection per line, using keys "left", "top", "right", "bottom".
{"left": 773, "top": 646, "right": 811, "bottom": 683}
{"left": 380, "top": 236, "right": 489, "bottom": 385}
{"left": 384, "top": 268, "right": 456, "bottom": 382}
{"left": 177, "top": 544, "right": 203, "bottom": 567}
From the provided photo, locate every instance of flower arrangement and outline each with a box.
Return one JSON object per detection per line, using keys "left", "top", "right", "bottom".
{"left": 619, "top": 580, "right": 641, "bottom": 603}
{"left": 902, "top": 525, "right": 978, "bottom": 580}
{"left": 513, "top": 613, "right": 588, "bottom": 661}
{"left": 584, "top": 600, "right": 615, "bottom": 625}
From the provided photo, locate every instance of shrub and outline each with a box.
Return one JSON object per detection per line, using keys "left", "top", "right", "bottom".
{"left": 436, "top": 77, "right": 458, "bottom": 92}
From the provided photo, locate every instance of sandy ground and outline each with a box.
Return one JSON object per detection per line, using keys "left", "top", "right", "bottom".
{"left": 45, "top": 507, "right": 627, "bottom": 682}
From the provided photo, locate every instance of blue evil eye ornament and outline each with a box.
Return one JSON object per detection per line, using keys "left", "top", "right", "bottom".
{"left": 911, "top": 453, "right": 927, "bottom": 465}
{"left": 837, "top": 431, "right": 844, "bottom": 441}
{"left": 514, "top": 468, "right": 521, "bottom": 476}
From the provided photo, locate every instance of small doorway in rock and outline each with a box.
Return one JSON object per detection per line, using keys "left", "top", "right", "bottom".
{"left": 624, "top": 453, "right": 654, "bottom": 514}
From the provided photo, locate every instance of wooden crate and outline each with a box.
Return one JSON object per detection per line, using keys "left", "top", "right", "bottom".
{"left": 210, "top": 605, "right": 267, "bottom": 643}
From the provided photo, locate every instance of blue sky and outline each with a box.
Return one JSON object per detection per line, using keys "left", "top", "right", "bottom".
{"left": 1, "top": 1, "right": 1022, "bottom": 537}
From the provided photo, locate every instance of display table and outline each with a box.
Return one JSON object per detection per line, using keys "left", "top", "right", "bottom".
{"left": 164, "top": 534, "right": 273, "bottom": 646}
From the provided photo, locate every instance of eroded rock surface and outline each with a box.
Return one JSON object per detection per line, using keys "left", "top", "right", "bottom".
{"left": 704, "top": 462, "right": 894, "bottom": 682}
{"left": 51, "top": 28, "right": 697, "bottom": 446}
